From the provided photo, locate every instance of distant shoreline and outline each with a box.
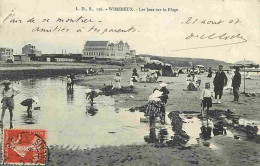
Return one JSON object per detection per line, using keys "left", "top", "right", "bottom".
{"left": 0, "top": 62, "right": 127, "bottom": 80}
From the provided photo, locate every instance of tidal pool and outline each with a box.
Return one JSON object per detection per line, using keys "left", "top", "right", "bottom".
{"left": 0, "top": 78, "right": 174, "bottom": 149}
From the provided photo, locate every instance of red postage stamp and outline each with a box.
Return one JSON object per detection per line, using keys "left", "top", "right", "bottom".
{"left": 2, "top": 129, "right": 48, "bottom": 165}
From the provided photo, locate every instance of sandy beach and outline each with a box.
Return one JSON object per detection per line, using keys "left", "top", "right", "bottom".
{"left": 44, "top": 66, "right": 260, "bottom": 166}
{"left": 0, "top": 65, "right": 259, "bottom": 166}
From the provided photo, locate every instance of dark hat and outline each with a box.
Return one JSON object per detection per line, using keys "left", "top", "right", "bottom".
{"left": 1, "top": 80, "right": 11, "bottom": 85}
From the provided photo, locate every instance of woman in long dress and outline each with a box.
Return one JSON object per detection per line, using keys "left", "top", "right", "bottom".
{"left": 224, "top": 70, "right": 234, "bottom": 93}
{"left": 113, "top": 73, "right": 121, "bottom": 89}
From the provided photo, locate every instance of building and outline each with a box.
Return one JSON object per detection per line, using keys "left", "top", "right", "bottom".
{"left": 40, "top": 54, "right": 82, "bottom": 62}
{"left": 0, "top": 47, "right": 14, "bottom": 61}
{"left": 13, "top": 54, "right": 30, "bottom": 62}
{"left": 22, "top": 44, "right": 42, "bottom": 57}
{"left": 82, "top": 40, "right": 136, "bottom": 59}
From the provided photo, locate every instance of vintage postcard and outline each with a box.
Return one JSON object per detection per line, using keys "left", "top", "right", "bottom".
{"left": 0, "top": 0, "right": 259, "bottom": 165}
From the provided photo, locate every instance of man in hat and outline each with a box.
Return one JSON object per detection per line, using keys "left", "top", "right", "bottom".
{"left": 1, "top": 80, "right": 20, "bottom": 128}
{"left": 70, "top": 73, "right": 75, "bottom": 89}
{"left": 207, "top": 67, "right": 213, "bottom": 78}
{"left": 213, "top": 65, "right": 228, "bottom": 103}
{"left": 232, "top": 67, "right": 241, "bottom": 102}
{"left": 67, "top": 75, "right": 72, "bottom": 90}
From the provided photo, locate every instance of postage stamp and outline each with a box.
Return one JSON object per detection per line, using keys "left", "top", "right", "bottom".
{"left": 2, "top": 129, "right": 48, "bottom": 165}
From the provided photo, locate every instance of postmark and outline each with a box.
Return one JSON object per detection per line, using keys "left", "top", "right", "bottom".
{"left": 2, "top": 129, "right": 48, "bottom": 165}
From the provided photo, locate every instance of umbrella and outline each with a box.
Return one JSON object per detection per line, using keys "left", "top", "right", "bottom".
{"left": 232, "top": 60, "right": 258, "bottom": 93}
{"left": 234, "top": 60, "right": 257, "bottom": 68}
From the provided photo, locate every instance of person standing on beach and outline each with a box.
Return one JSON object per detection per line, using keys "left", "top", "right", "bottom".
{"left": 113, "top": 73, "right": 121, "bottom": 89}
{"left": 159, "top": 83, "right": 169, "bottom": 123}
{"left": 70, "top": 73, "right": 75, "bottom": 89}
{"left": 213, "top": 65, "right": 228, "bottom": 103}
{"left": 0, "top": 80, "right": 20, "bottom": 128}
{"left": 232, "top": 67, "right": 241, "bottom": 102}
{"left": 200, "top": 82, "right": 214, "bottom": 116}
{"left": 67, "top": 75, "right": 72, "bottom": 90}
{"left": 147, "top": 90, "right": 163, "bottom": 127}
{"left": 132, "top": 68, "right": 138, "bottom": 77}
{"left": 207, "top": 67, "right": 213, "bottom": 78}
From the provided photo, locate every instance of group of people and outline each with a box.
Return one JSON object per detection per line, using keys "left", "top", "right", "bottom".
{"left": 0, "top": 65, "right": 243, "bottom": 130}
{"left": 86, "top": 68, "right": 99, "bottom": 76}
{"left": 141, "top": 70, "right": 160, "bottom": 83}
{"left": 200, "top": 65, "right": 241, "bottom": 115}
{"left": 186, "top": 71, "right": 201, "bottom": 90}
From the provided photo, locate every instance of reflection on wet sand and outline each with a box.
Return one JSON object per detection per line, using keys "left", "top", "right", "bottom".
{"left": 1, "top": 78, "right": 154, "bottom": 148}
{"left": 20, "top": 113, "right": 36, "bottom": 125}
{"left": 1, "top": 77, "right": 259, "bottom": 150}
{"left": 86, "top": 106, "right": 98, "bottom": 116}
{"left": 144, "top": 128, "right": 158, "bottom": 143}
{"left": 67, "top": 88, "right": 74, "bottom": 104}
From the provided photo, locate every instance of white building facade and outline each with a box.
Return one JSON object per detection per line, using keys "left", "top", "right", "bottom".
{"left": 0, "top": 47, "right": 14, "bottom": 61}
{"left": 82, "top": 41, "right": 136, "bottom": 59}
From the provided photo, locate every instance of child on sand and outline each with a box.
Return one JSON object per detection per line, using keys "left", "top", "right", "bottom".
{"left": 130, "top": 77, "right": 134, "bottom": 88}
{"left": 200, "top": 82, "right": 214, "bottom": 116}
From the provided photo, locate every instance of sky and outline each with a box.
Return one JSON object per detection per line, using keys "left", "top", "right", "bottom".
{"left": 0, "top": 0, "right": 259, "bottom": 64}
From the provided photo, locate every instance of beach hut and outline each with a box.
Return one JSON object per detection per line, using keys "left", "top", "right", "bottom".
{"left": 161, "top": 63, "right": 175, "bottom": 77}
{"left": 144, "top": 60, "right": 164, "bottom": 70}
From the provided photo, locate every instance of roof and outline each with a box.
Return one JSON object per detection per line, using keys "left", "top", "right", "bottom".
{"left": 84, "top": 48, "right": 107, "bottom": 50}
{"left": 147, "top": 60, "right": 164, "bottom": 65}
{"left": 235, "top": 60, "right": 256, "bottom": 65}
{"left": 85, "top": 41, "right": 109, "bottom": 47}
{"left": 118, "top": 41, "right": 124, "bottom": 45}
{"left": 196, "top": 65, "right": 205, "bottom": 67}
{"left": 108, "top": 43, "right": 115, "bottom": 46}
{"left": 0, "top": 47, "right": 13, "bottom": 50}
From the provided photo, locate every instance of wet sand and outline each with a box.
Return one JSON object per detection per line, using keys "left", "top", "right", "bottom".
{"left": 71, "top": 67, "right": 260, "bottom": 166}
{"left": 0, "top": 66, "right": 259, "bottom": 165}
{"left": 78, "top": 67, "right": 260, "bottom": 120}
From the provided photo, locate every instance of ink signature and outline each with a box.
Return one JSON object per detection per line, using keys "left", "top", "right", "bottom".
{"left": 171, "top": 32, "right": 247, "bottom": 52}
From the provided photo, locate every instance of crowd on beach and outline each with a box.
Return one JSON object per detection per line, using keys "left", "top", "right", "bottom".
{"left": 116, "top": 65, "right": 242, "bottom": 127}
{"left": 0, "top": 64, "right": 243, "bottom": 130}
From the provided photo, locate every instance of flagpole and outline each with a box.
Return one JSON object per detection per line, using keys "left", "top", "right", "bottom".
{"left": 243, "top": 65, "right": 245, "bottom": 93}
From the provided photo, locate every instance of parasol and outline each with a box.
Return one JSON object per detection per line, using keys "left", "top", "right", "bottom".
{"left": 232, "top": 60, "right": 258, "bottom": 93}
{"left": 147, "top": 60, "right": 164, "bottom": 65}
